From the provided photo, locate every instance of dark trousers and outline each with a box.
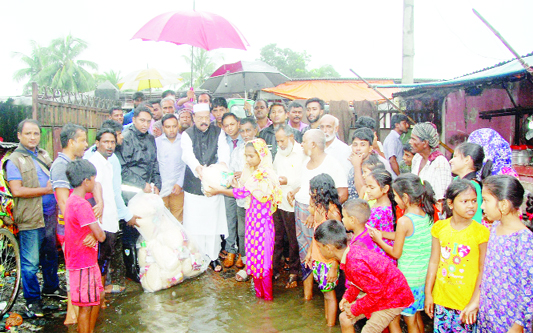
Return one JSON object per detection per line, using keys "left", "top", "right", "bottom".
{"left": 272, "top": 209, "right": 299, "bottom": 275}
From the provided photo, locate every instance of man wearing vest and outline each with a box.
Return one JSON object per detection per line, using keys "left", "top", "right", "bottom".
{"left": 181, "top": 103, "right": 230, "bottom": 272}
{"left": 4, "top": 119, "right": 63, "bottom": 317}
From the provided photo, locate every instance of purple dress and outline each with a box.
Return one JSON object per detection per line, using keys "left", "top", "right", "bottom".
{"left": 478, "top": 221, "right": 533, "bottom": 332}
{"left": 233, "top": 187, "right": 274, "bottom": 279}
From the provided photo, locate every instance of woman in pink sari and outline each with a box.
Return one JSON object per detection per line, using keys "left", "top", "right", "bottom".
{"left": 210, "top": 138, "right": 282, "bottom": 300}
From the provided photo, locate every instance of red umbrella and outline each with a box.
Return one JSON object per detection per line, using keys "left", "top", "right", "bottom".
{"left": 132, "top": 10, "right": 249, "bottom": 87}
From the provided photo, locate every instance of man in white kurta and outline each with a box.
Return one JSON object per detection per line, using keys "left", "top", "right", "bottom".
{"left": 181, "top": 103, "right": 230, "bottom": 267}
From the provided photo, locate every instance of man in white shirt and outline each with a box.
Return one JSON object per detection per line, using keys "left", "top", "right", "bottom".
{"left": 272, "top": 124, "right": 306, "bottom": 288}
{"left": 156, "top": 114, "right": 186, "bottom": 222}
{"left": 87, "top": 128, "right": 119, "bottom": 307}
{"left": 181, "top": 103, "right": 230, "bottom": 272}
{"left": 287, "top": 129, "right": 348, "bottom": 300}
{"left": 319, "top": 114, "right": 352, "bottom": 177}
{"left": 220, "top": 113, "right": 246, "bottom": 268}
{"left": 383, "top": 114, "right": 410, "bottom": 176}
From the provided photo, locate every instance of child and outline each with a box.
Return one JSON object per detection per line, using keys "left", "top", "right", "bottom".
{"left": 476, "top": 175, "right": 533, "bottom": 332}
{"left": 370, "top": 173, "right": 435, "bottom": 333}
{"left": 449, "top": 142, "right": 492, "bottom": 224}
{"left": 314, "top": 219, "right": 414, "bottom": 333}
{"left": 365, "top": 169, "right": 397, "bottom": 263}
{"left": 304, "top": 173, "right": 342, "bottom": 326}
{"left": 211, "top": 139, "right": 282, "bottom": 300}
{"left": 342, "top": 198, "right": 374, "bottom": 251}
{"left": 64, "top": 160, "right": 106, "bottom": 333}
{"left": 348, "top": 127, "right": 395, "bottom": 200}
{"left": 425, "top": 179, "right": 489, "bottom": 332}
{"left": 399, "top": 143, "right": 414, "bottom": 174}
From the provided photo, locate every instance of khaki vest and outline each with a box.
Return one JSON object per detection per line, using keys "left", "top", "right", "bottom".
{"left": 6, "top": 144, "right": 53, "bottom": 230}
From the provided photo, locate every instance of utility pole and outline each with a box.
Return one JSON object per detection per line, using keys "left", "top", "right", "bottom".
{"left": 402, "top": 0, "right": 415, "bottom": 84}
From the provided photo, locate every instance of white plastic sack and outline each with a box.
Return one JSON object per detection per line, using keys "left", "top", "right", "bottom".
{"left": 128, "top": 192, "right": 209, "bottom": 292}
{"left": 201, "top": 164, "right": 234, "bottom": 195}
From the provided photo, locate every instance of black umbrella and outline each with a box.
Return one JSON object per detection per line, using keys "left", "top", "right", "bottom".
{"left": 200, "top": 60, "right": 290, "bottom": 96}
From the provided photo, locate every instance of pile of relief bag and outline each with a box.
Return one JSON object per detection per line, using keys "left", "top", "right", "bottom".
{"left": 128, "top": 193, "right": 209, "bottom": 292}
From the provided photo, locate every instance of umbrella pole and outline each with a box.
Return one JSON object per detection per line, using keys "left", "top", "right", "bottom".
{"left": 190, "top": 46, "right": 194, "bottom": 88}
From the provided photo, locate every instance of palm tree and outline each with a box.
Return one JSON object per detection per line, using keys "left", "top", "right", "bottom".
{"left": 39, "top": 34, "right": 98, "bottom": 93}
{"left": 93, "top": 70, "right": 122, "bottom": 89}
{"left": 180, "top": 48, "right": 220, "bottom": 89}
{"left": 12, "top": 40, "right": 51, "bottom": 94}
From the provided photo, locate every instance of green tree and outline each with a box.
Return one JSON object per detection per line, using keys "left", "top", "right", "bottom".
{"left": 180, "top": 48, "right": 220, "bottom": 89}
{"left": 259, "top": 43, "right": 310, "bottom": 78}
{"left": 39, "top": 34, "right": 98, "bottom": 93}
{"left": 259, "top": 44, "right": 340, "bottom": 79}
{"left": 12, "top": 41, "right": 51, "bottom": 94}
{"left": 93, "top": 70, "right": 122, "bottom": 89}
{"left": 13, "top": 35, "right": 98, "bottom": 93}
{"left": 308, "top": 65, "right": 341, "bottom": 78}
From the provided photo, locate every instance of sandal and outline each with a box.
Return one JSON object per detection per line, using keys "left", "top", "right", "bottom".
{"left": 210, "top": 259, "right": 223, "bottom": 272}
{"left": 105, "top": 284, "right": 126, "bottom": 294}
{"left": 235, "top": 254, "right": 245, "bottom": 269}
{"left": 273, "top": 272, "right": 281, "bottom": 281}
{"left": 219, "top": 250, "right": 228, "bottom": 259}
{"left": 235, "top": 269, "right": 249, "bottom": 282}
{"left": 285, "top": 274, "right": 298, "bottom": 289}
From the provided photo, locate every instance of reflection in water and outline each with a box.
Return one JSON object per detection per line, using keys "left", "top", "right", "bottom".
{"left": 43, "top": 270, "right": 340, "bottom": 333}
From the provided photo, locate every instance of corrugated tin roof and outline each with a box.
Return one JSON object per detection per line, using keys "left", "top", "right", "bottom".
{"left": 375, "top": 52, "right": 533, "bottom": 91}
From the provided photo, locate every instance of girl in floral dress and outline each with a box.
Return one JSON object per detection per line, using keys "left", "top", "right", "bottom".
{"left": 211, "top": 139, "right": 282, "bottom": 300}
{"left": 476, "top": 175, "right": 533, "bottom": 332}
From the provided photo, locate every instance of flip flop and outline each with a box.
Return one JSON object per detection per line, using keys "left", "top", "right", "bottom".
{"left": 105, "top": 285, "right": 126, "bottom": 294}
{"left": 285, "top": 274, "right": 298, "bottom": 289}
{"left": 210, "top": 259, "right": 223, "bottom": 272}
{"left": 235, "top": 269, "right": 249, "bottom": 282}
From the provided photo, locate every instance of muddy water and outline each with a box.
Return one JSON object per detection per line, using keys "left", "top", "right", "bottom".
{"left": 42, "top": 269, "right": 341, "bottom": 333}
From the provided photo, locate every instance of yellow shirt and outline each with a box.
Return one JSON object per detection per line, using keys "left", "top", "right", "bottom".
{"left": 431, "top": 218, "right": 489, "bottom": 310}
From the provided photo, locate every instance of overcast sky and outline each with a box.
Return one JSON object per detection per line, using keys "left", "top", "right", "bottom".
{"left": 1, "top": 0, "right": 531, "bottom": 96}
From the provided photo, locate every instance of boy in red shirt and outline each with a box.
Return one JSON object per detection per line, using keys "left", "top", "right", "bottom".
{"left": 314, "top": 220, "right": 414, "bottom": 333}
{"left": 64, "top": 160, "right": 106, "bottom": 333}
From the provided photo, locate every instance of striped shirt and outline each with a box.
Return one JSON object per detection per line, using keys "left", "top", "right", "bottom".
{"left": 398, "top": 213, "right": 432, "bottom": 287}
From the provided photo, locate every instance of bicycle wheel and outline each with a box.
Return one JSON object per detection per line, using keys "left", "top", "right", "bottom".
{"left": 0, "top": 228, "right": 21, "bottom": 316}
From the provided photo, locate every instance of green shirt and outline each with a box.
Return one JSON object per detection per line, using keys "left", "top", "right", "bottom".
{"left": 398, "top": 213, "right": 432, "bottom": 287}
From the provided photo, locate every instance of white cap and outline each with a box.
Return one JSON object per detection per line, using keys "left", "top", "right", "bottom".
{"left": 193, "top": 103, "right": 210, "bottom": 114}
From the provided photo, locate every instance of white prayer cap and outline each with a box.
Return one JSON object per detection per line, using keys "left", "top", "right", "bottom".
{"left": 193, "top": 103, "right": 210, "bottom": 114}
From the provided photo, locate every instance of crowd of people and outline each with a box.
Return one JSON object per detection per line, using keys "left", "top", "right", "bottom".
{"left": 3, "top": 90, "right": 533, "bottom": 333}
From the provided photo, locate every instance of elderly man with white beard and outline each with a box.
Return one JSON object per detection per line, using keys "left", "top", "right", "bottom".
{"left": 319, "top": 114, "right": 352, "bottom": 177}
{"left": 272, "top": 124, "right": 306, "bottom": 288}
{"left": 181, "top": 103, "right": 230, "bottom": 273}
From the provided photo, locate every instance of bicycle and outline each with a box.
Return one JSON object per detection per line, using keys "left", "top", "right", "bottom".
{"left": 0, "top": 190, "right": 21, "bottom": 317}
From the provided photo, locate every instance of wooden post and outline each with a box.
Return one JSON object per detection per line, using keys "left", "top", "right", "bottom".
{"left": 31, "top": 82, "right": 38, "bottom": 120}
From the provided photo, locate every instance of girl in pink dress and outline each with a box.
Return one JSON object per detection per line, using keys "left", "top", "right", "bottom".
{"left": 211, "top": 139, "right": 282, "bottom": 300}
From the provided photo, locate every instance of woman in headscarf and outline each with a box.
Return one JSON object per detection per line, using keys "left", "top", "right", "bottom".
{"left": 409, "top": 122, "right": 452, "bottom": 205}
{"left": 209, "top": 138, "right": 282, "bottom": 300}
{"left": 467, "top": 128, "right": 519, "bottom": 178}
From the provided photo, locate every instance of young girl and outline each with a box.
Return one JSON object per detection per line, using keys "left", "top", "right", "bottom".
{"left": 476, "top": 175, "right": 533, "bottom": 332}
{"left": 348, "top": 153, "right": 385, "bottom": 201}
{"left": 211, "top": 139, "right": 282, "bottom": 300}
{"left": 370, "top": 173, "right": 435, "bottom": 333}
{"left": 449, "top": 142, "right": 492, "bottom": 224}
{"left": 305, "top": 173, "right": 342, "bottom": 326}
{"left": 425, "top": 179, "right": 489, "bottom": 332}
{"left": 364, "top": 169, "right": 396, "bottom": 264}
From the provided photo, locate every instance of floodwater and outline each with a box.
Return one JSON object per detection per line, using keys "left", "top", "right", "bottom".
{"left": 8, "top": 266, "right": 434, "bottom": 332}
{"left": 41, "top": 268, "right": 342, "bottom": 333}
